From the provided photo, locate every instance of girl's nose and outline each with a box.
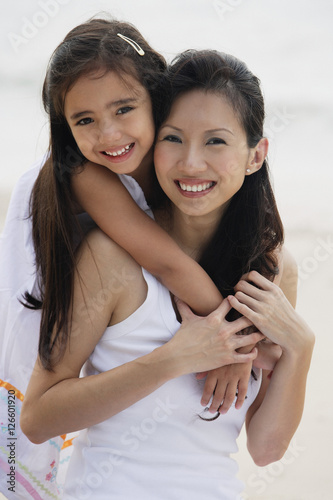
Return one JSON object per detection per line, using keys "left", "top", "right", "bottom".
{"left": 98, "top": 120, "right": 122, "bottom": 144}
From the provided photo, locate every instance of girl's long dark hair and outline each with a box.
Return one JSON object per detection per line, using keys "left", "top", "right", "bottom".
{"left": 155, "top": 50, "right": 284, "bottom": 297}
{"left": 23, "top": 18, "right": 166, "bottom": 370}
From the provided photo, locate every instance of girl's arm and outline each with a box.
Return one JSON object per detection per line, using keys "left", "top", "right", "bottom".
{"left": 228, "top": 256, "right": 315, "bottom": 466}
{"left": 71, "top": 162, "right": 222, "bottom": 315}
{"left": 20, "top": 229, "right": 263, "bottom": 444}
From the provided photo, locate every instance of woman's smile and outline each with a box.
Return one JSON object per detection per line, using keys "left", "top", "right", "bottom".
{"left": 154, "top": 89, "right": 254, "bottom": 219}
{"left": 175, "top": 179, "right": 216, "bottom": 197}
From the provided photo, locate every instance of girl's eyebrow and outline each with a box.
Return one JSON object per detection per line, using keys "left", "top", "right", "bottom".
{"left": 69, "top": 98, "right": 138, "bottom": 121}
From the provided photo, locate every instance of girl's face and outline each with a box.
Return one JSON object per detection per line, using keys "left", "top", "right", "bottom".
{"left": 64, "top": 70, "right": 155, "bottom": 175}
{"left": 154, "top": 90, "right": 265, "bottom": 220}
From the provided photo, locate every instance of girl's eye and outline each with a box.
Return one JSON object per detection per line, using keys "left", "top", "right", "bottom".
{"left": 162, "top": 135, "right": 182, "bottom": 143}
{"left": 206, "top": 137, "right": 226, "bottom": 145}
{"left": 116, "top": 106, "right": 133, "bottom": 115}
{"left": 77, "top": 117, "right": 93, "bottom": 126}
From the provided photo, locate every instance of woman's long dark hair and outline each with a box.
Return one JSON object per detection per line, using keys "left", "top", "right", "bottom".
{"left": 23, "top": 18, "right": 166, "bottom": 370}
{"left": 155, "top": 50, "right": 284, "bottom": 297}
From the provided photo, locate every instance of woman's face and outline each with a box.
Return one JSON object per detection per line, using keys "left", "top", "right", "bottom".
{"left": 154, "top": 90, "right": 257, "bottom": 220}
{"left": 64, "top": 70, "right": 155, "bottom": 176}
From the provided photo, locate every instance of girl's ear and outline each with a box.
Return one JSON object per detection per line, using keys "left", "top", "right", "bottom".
{"left": 246, "top": 138, "right": 269, "bottom": 176}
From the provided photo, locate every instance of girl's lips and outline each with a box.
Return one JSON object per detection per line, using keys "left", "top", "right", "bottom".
{"left": 175, "top": 179, "right": 216, "bottom": 197}
{"left": 100, "top": 142, "right": 135, "bottom": 163}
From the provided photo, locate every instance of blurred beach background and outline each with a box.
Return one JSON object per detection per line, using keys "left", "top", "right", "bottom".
{"left": 0, "top": 0, "right": 332, "bottom": 498}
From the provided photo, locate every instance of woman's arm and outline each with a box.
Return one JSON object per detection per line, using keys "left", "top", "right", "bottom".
{"left": 20, "top": 229, "right": 263, "bottom": 444}
{"left": 71, "top": 162, "right": 222, "bottom": 315}
{"left": 228, "top": 256, "right": 315, "bottom": 466}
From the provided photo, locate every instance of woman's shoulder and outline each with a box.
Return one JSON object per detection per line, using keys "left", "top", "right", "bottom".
{"left": 78, "top": 228, "right": 145, "bottom": 302}
{"left": 79, "top": 228, "right": 149, "bottom": 327}
{"left": 276, "top": 245, "right": 298, "bottom": 307}
{"left": 80, "top": 227, "right": 142, "bottom": 275}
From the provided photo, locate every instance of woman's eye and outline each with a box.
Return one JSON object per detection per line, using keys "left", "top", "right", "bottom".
{"left": 207, "top": 137, "right": 226, "bottom": 145}
{"left": 162, "top": 135, "right": 181, "bottom": 143}
{"left": 77, "top": 117, "right": 93, "bottom": 126}
{"left": 116, "top": 106, "right": 133, "bottom": 115}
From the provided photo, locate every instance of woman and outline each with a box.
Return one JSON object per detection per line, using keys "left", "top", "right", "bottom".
{"left": 21, "top": 50, "right": 314, "bottom": 499}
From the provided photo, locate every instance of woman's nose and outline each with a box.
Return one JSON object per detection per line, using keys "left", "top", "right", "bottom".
{"left": 178, "top": 147, "right": 207, "bottom": 173}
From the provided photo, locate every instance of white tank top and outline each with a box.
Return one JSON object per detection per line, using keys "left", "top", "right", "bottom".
{"left": 64, "top": 269, "right": 262, "bottom": 500}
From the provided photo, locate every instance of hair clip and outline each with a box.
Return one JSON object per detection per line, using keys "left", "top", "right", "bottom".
{"left": 117, "top": 33, "right": 145, "bottom": 56}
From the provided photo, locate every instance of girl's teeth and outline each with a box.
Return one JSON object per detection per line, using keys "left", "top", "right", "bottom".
{"left": 179, "top": 182, "right": 213, "bottom": 192}
{"left": 104, "top": 144, "right": 132, "bottom": 156}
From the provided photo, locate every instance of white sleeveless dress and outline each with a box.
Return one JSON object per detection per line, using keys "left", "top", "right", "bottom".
{"left": 0, "top": 160, "right": 152, "bottom": 500}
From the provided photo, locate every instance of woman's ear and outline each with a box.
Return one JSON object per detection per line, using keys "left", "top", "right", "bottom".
{"left": 246, "top": 138, "right": 269, "bottom": 175}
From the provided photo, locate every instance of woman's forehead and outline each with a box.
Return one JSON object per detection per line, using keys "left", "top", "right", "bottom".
{"left": 163, "top": 90, "right": 244, "bottom": 134}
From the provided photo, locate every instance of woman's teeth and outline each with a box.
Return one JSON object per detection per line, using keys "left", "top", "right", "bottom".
{"left": 104, "top": 143, "right": 133, "bottom": 157}
{"left": 178, "top": 181, "right": 214, "bottom": 192}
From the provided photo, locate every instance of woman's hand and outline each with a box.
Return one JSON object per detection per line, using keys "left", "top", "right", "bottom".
{"left": 227, "top": 271, "right": 315, "bottom": 356}
{"left": 168, "top": 298, "right": 264, "bottom": 377}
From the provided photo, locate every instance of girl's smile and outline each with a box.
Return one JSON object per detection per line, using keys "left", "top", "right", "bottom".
{"left": 64, "top": 70, "right": 155, "bottom": 175}
{"left": 101, "top": 142, "right": 135, "bottom": 163}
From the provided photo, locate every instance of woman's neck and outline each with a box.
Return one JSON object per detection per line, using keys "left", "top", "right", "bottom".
{"left": 158, "top": 206, "right": 222, "bottom": 261}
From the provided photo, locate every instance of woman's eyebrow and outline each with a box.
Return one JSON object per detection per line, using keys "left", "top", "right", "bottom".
{"left": 206, "top": 128, "right": 234, "bottom": 135}
{"left": 160, "top": 125, "right": 234, "bottom": 135}
{"left": 159, "top": 124, "right": 182, "bottom": 131}
{"left": 69, "top": 98, "right": 138, "bottom": 121}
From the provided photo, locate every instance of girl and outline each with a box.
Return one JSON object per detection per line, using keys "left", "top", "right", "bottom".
{"left": 21, "top": 50, "right": 314, "bottom": 499}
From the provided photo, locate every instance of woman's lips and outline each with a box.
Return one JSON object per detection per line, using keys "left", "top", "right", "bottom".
{"left": 175, "top": 179, "right": 216, "bottom": 197}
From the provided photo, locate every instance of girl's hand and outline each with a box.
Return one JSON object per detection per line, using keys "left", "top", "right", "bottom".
{"left": 253, "top": 340, "right": 282, "bottom": 370}
{"left": 169, "top": 298, "right": 262, "bottom": 377}
{"left": 228, "top": 271, "right": 314, "bottom": 354}
{"left": 197, "top": 361, "right": 253, "bottom": 414}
